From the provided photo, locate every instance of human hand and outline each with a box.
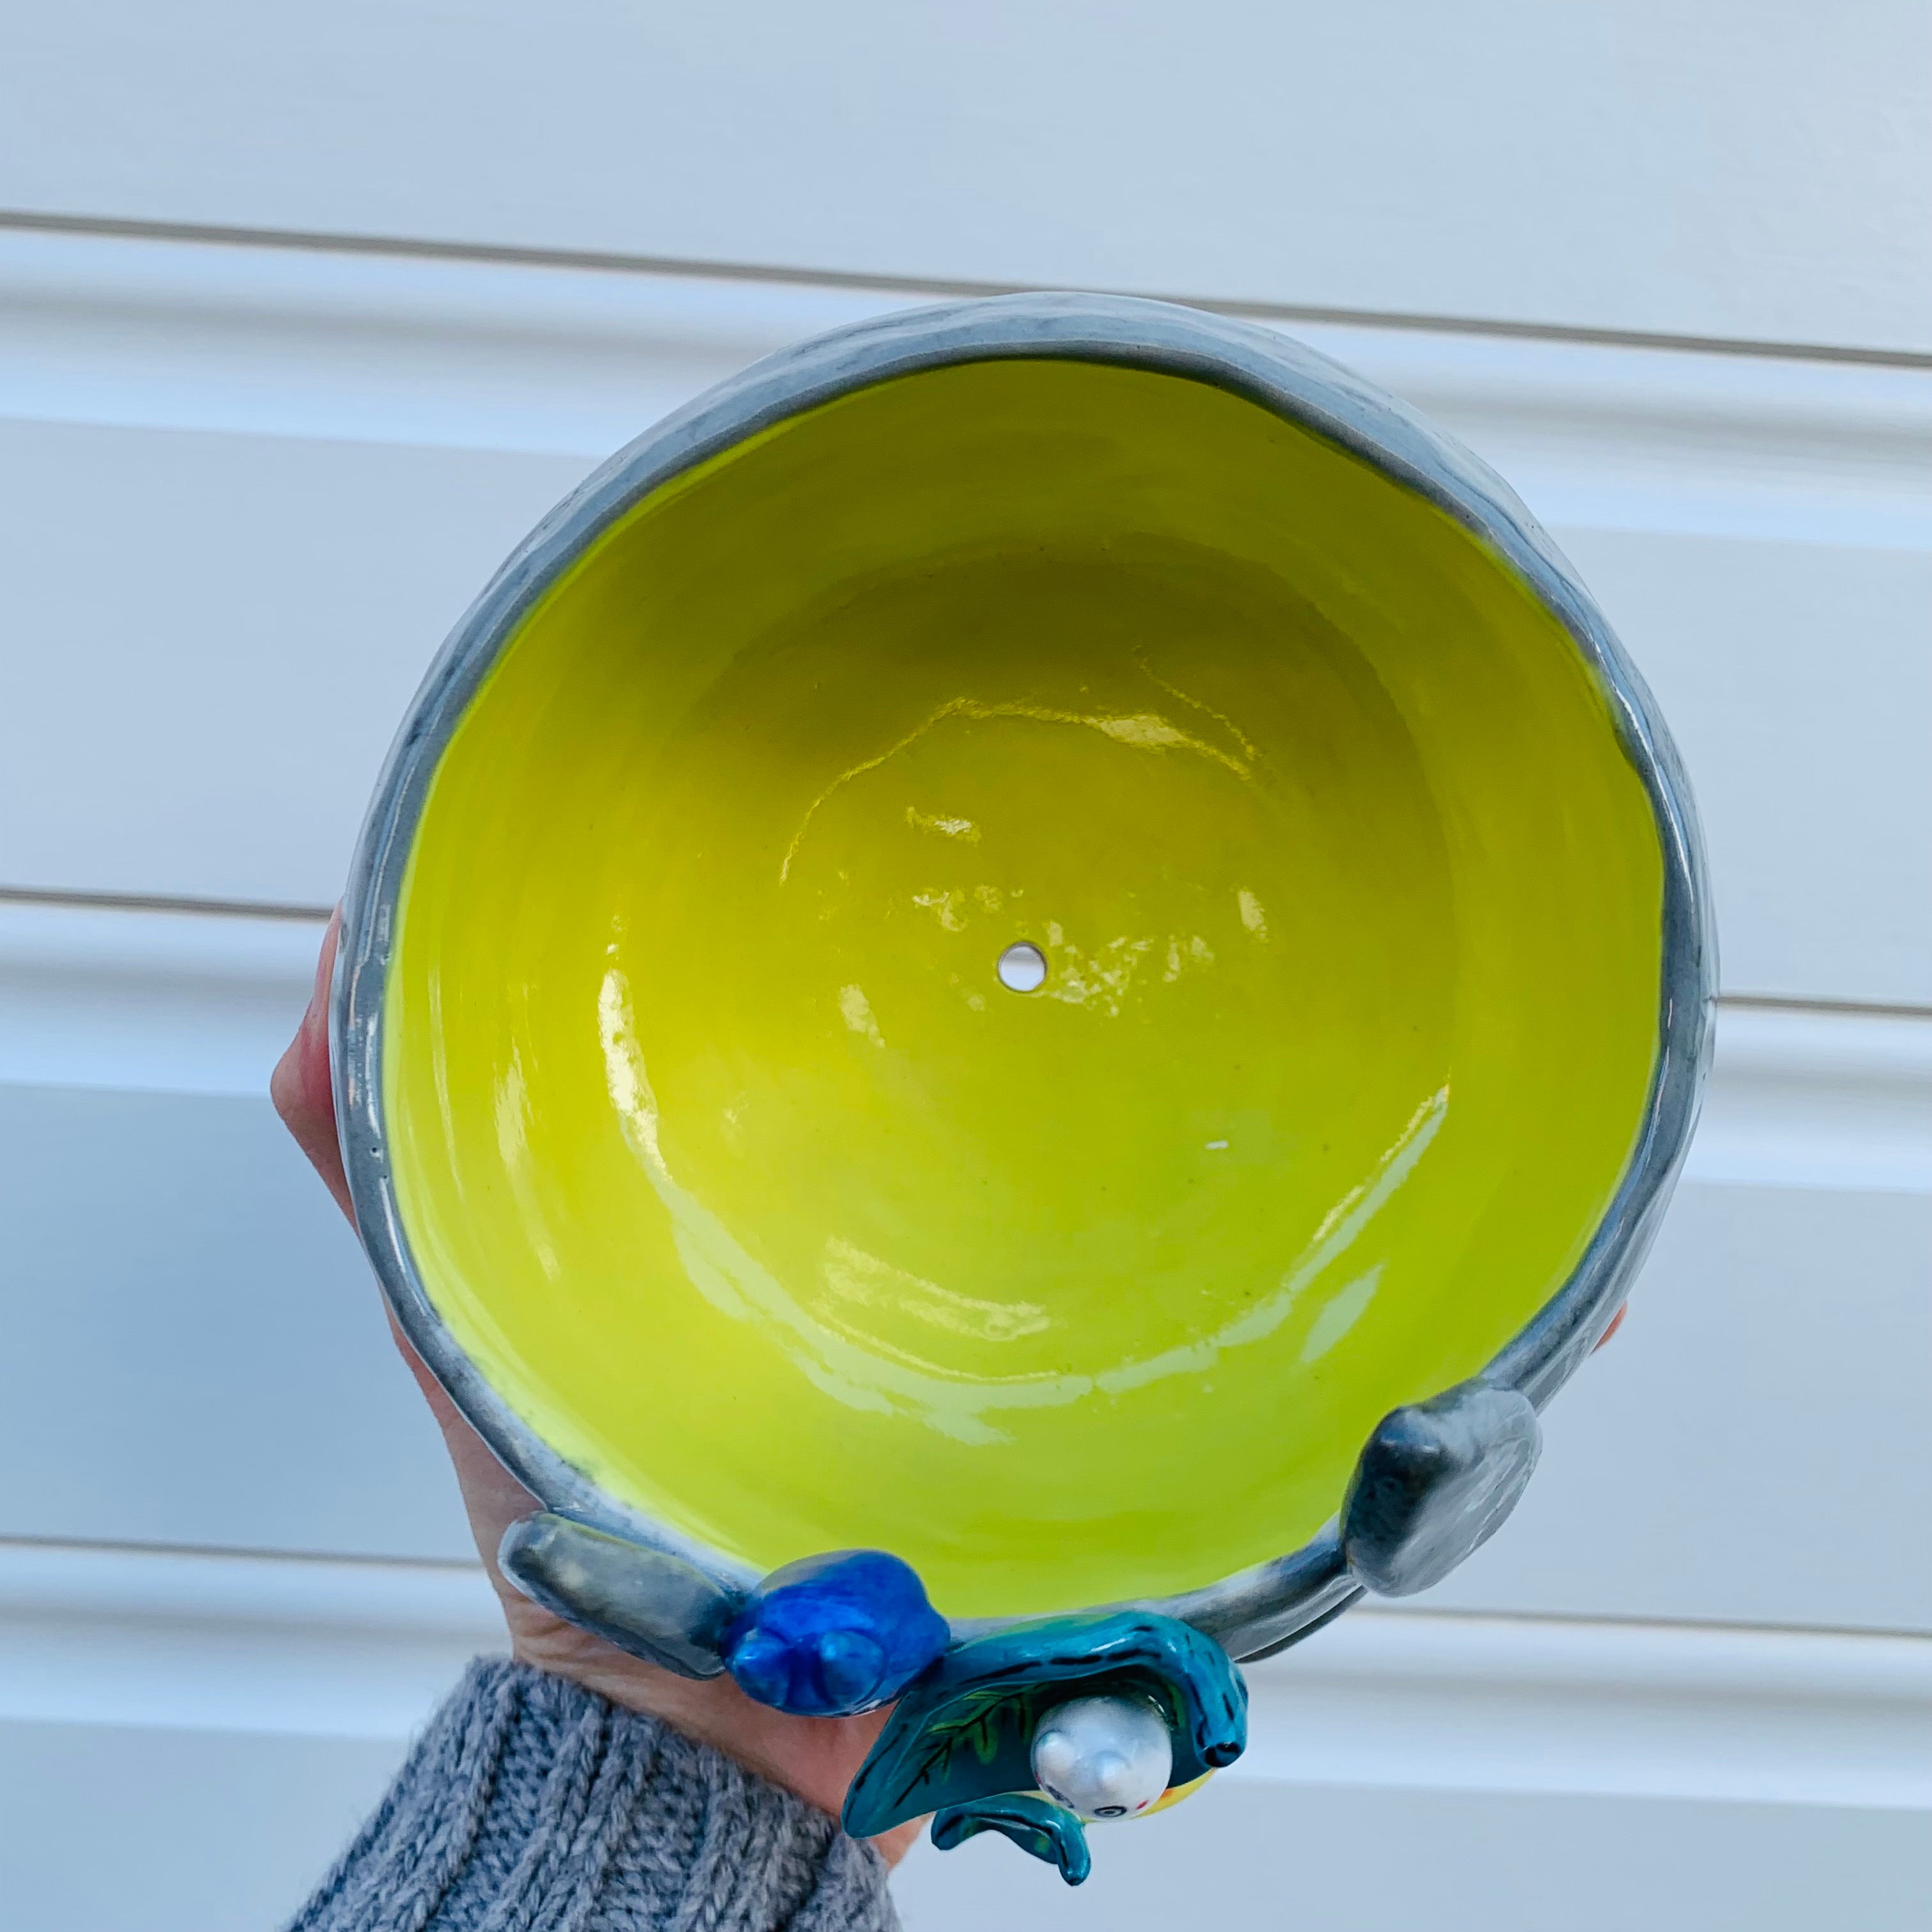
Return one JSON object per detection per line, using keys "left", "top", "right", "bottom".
{"left": 275, "top": 908, "right": 1627, "bottom": 1862}
{"left": 271, "top": 912, "right": 921, "bottom": 1862}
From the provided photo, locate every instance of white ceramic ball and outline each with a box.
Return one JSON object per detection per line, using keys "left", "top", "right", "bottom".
{"left": 1030, "top": 1694, "right": 1173, "bottom": 1821}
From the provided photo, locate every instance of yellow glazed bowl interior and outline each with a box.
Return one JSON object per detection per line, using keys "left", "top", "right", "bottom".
{"left": 383, "top": 358, "right": 1662, "bottom": 1618}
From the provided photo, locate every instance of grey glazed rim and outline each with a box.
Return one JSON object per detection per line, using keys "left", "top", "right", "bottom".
{"left": 332, "top": 291, "right": 1716, "bottom": 1665}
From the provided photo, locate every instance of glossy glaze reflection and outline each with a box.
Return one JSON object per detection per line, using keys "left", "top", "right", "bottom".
{"left": 382, "top": 358, "right": 1663, "bottom": 1618}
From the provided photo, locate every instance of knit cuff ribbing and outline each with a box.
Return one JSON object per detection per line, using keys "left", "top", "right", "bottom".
{"left": 286, "top": 1657, "right": 900, "bottom": 1932}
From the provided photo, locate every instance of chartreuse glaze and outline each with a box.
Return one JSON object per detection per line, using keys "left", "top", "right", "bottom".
{"left": 382, "top": 358, "right": 1662, "bottom": 1619}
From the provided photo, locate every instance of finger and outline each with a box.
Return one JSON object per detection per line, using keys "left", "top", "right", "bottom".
{"left": 388, "top": 1313, "right": 544, "bottom": 1570}
{"left": 1593, "top": 1303, "right": 1629, "bottom": 1351}
{"left": 270, "top": 908, "right": 353, "bottom": 1222}
{"left": 870, "top": 1818, "right": 925, "bottom": 1868}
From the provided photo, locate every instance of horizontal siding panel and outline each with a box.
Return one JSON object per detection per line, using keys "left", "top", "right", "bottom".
{"left": 1, "top": 4, "right": 1929, "bottom": 350}
{"left": 0, "top": 1721, "right": 403, "bottom": 1932}
{"left": 893, "top": 1779, "right": 1932, "bottom": 1932}
{"left": 1406, "top": 1181, "right": 1932, "bottom": 1632}
{"left": 2, "top": 1041, "right": 1924, "bottom": 1630}
{"left": 1558, "top": 529, "right": 1932, "bottom": 1005}
{"left": 2, "top": 1541, "right": 1925, "bottom": 1929}
{"left": 0, "top": 417, "right": 583, "bottom": 910}
{"left": 4, "top": 898, "right": 1925, "bottom": 1170}
{"left": 8, "top": 1716, "right": 1922, "bottom": 1932}
{"left": 1, "top": 236, "right": 1926, "bottom": 999}
{"left": 10, "top": 1542, "right": 1922, "bottom": 1805}
{"left": 0, "top": 1083, "right": 478, "bottom": 1565}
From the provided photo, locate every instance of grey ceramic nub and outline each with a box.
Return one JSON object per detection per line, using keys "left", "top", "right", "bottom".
{"left": 1340, "top": 1382, "right": 1544, "bottom": 1597}
{"left": 498, "top": 1514, "right": 737, "bottom": 1678}
{"left": 332, "top": 291, "right": 1716, "bottom": 1675}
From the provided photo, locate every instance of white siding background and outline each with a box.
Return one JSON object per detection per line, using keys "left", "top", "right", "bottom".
{"left": 0, "top": 5, "right": 1927, "bottom": 1926}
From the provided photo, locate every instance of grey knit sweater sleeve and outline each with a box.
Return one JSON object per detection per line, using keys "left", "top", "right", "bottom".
{"left": 286, "top": 1658, "right": 900, "bottom": 1932}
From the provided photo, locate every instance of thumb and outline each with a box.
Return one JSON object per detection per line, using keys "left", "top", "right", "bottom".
{"left": 271, "top": 907, "right": 354, "bottom": 1223}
